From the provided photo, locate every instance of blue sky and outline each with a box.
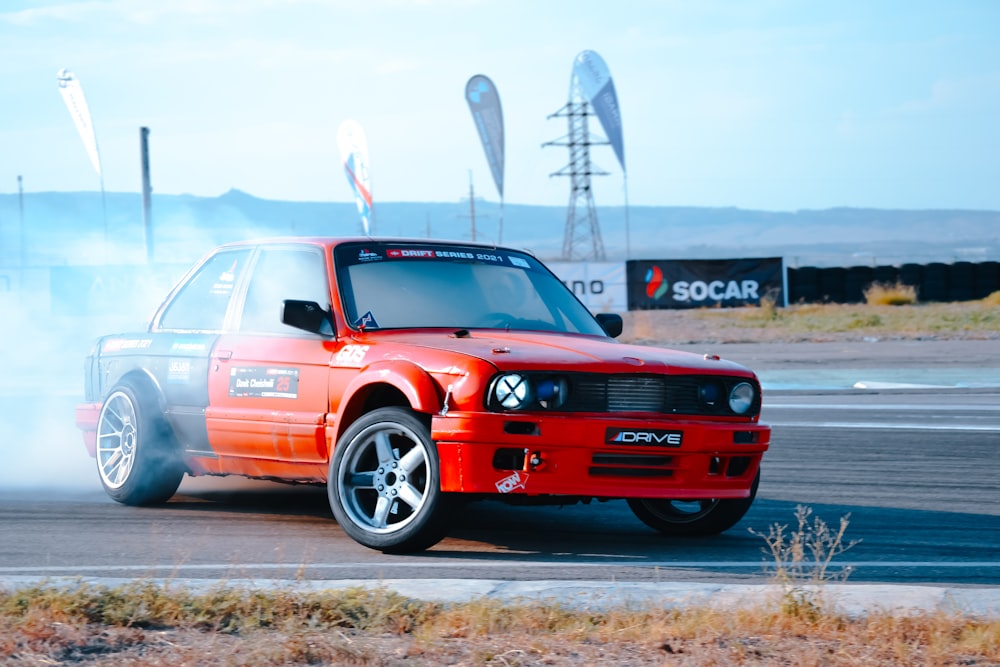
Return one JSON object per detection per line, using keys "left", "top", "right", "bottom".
{"left": 1, "top": 0, "right": 998, "bottom": 210}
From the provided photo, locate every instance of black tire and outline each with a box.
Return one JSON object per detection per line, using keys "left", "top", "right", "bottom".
{"left": 788, "top": 267, "right": 819, "bottom": 303}
{"left": 818, "top": 267, "right": 847, "bottom": 303}
{"left": 627, "top": 471, "right": 760, "bottom": 537}
{"left": 922, "top": 263, "right": 949, "bottom": 302}
{"left": 328, "top": 407, "right": 452, "bottom": 553}
{"left": 95, "top": 381, "right": 184, "bottom": 506}
{"left": 845, "top": 266, "right": 874, "bottom": 303}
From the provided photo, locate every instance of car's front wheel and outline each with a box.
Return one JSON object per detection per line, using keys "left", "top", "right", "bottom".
{"left": 627, "top": 471, "right": 760, "bottom": 536}
{"left": 95, "top": 382, "right": 184, "bottom": 505}
{"left": 328, "top": 407, "right": 452, "bottom": 553}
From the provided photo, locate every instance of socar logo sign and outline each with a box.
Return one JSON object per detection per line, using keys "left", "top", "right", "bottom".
{"left": 644, "top": 266, "right": 668, "bottom": 300}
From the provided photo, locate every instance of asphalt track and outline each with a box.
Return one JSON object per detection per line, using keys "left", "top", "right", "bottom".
{"left": 1, "top": 339, "right": 998, "bottom": 613}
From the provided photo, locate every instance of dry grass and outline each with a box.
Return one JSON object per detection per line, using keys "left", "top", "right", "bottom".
{"left": 1, "top": 581, "right": 998, "bottom": 666}
{"left": 623, "top": 296, "right": 1000, "bottom": 345}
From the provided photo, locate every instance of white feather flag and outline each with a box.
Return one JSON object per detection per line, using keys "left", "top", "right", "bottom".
{"left": 56, "top": 68, "right": 103, "bottom": 177}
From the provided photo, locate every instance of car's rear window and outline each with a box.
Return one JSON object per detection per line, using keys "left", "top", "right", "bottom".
{"left": 157, "top": 249, "right": 251, "bottom": 331}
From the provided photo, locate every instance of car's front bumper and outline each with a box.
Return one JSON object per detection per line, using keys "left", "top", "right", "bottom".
{"left": 432, "top": 412, "right": 769, "bottom": 499}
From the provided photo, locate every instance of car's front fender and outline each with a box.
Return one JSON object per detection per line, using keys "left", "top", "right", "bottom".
{"left": 329, "top": 359, "right": 443, "bottom": 447}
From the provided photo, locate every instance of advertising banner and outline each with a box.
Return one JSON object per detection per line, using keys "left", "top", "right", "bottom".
{"left": 337, "top": 119, "right": 374, "bottom": 235}
{"left": 56, "top": 68, "right": 103, "bottom": 177}
{"left": 572, "top": 50, "right": 625, "bottom": 172}
{"left": 547, "top": 261, "right": 628, "bottom": 313}
{"left": 627, "top": 258, "right": 785, "bottom": 310}
{"left": 465, "top": 74, "right": 505, "bottom": 198}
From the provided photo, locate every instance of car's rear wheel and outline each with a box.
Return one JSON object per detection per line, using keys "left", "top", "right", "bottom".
{"left": 627, "top": 471, "right": 760, "bottom": 536}
{"left": 328, "top": 407, "right": 452, "bottom": 553}
{"left": 96, "top": 382, "right": 184, "bottom": 505}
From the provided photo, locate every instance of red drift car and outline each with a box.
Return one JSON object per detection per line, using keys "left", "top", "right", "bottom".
{"left": 76, "top": 238, "right": 770, "bottom": 553}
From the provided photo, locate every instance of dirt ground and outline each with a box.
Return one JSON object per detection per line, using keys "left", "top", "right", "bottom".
{"left": 618, "top": 307, "right": 1000, "bottom": 371}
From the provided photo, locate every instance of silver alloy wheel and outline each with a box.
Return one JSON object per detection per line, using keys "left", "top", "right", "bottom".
{"left": 96, "top": 390, "right": 138, "bottom": 490}
{"left": 336, "top": 420, "right": 431, "bottom": 535}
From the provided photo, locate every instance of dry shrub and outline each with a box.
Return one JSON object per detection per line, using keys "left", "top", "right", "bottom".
{"left": 983, "top": 290, "right": 1000, "bottom": 306}
{"left": 864, "top": 281, "right": 918, "bottom": 306}
{"left": 750, "top": 505, "right": 861, "bottom": 622}
{"left": 744, "top": 294, "right": 780, "bottom": 322}
{"left": 627, "top": 309, "right": 657, "bottom": 342}
{"left": 762, "top": 297, "right": 778, "bottom": 319}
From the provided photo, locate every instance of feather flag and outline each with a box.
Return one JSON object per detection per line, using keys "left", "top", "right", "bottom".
{"left": 464, "top": 74, "right": 505, "bottom": 199}
{"left": 337, "top": 119, "right": 374, "bottom": 235}
{"left": 56, "top": 68, "right": 103, "bottom": 177}
{"left": 573, "top": 51, "right": 625, "bottom": 172}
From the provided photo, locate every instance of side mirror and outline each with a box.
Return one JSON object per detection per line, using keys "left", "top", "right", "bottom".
{"left": 282, "top": 300, "right": 333, "bottom": 337}
{"left": 595, "top": 313, "right": 623, "bottom": 338}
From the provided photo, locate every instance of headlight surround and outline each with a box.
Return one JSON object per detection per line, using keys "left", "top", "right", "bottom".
{"left": 728, "top": 381, "right": 756, "bottom": 415}
{"left": 488, "top": 373, "right": 569, "bottom": 411}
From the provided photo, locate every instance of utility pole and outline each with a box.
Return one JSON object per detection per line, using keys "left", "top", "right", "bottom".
{"left": 543, "top": 78, "right": 608, "bottom": 261}
{"left": 140, "top": 127, "right": 153, "bottom": 263}
{"left": 459, "top": 170, "right": 479, "bottom": 243}
{"left": 468, "top": 172, "right": 476, "bottom": 242}
{"left": 17, "top": 175, "right": 25, "bottom": 267}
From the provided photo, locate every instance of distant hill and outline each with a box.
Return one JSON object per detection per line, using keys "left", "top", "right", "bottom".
{"left": 1, "top": 189, "right": 998, "bottom": 268}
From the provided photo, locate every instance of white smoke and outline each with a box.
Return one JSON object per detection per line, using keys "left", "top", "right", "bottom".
{"left": 0, "top": 289, "right": 100, "bottom": 490}
{"left": 0, "top": 193, "right": 322, "bottom": 491}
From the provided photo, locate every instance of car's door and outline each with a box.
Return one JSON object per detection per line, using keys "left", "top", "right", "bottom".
{"left": 150, "top": 247, "right": 252, "bottom": 458}
{"left": 205, "top": 244, "right": 335, "bottom": 467}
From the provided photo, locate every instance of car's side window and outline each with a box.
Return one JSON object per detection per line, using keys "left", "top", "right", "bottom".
{"left": 239, "top": 247, "right": 329, "bottom": 334}
{"left": 158, "top": 250, "right": 250, "bottom": 331}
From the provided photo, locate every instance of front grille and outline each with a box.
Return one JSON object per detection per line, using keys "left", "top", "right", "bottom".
{"left": 607, "top": 376, "right": 665, "bottom": 411}
{"left": 561, "top": 374, "right": 759, "bottom": 417}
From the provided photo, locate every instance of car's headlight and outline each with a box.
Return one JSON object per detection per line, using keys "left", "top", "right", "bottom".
{"left": 535, "top": 377, "right": 568, "bottom": 410}
{"left": 488, "top": 373, "right": 569, "bottom": 411}
{"left": 698, "top": 381, "right": 723, "bottom": 406}
{"left": 728, "top": 382, "right": 755, "bottom": 415}
{"left": 492, "top": 373, "right": 531, "bottom": 410}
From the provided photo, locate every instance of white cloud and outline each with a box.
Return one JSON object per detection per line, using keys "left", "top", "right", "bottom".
{"left": 891, "top": 73, "right": 1000, "bottom": 116}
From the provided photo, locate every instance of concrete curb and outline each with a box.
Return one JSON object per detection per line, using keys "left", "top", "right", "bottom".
{"left": 3, "top": 576, "right": 998, "bottom": 618}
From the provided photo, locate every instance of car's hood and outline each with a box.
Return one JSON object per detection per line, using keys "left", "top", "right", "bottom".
{"left": 365, "top": 330, "right": 756, "bottom": 377}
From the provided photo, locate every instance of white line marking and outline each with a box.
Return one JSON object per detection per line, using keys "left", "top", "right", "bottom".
{"left": 1, "top": 561, "right": 998, "bottom": 574}
{"left": 769, "top": 422, "right": 1000, "bottom": 432}
{"left": 767, "top": 404, "right": 1000, "bottom": 411}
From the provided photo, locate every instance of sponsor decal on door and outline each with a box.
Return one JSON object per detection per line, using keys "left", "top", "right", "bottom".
{"left": 229, "top": 367, "right": 300, "bottom": 398}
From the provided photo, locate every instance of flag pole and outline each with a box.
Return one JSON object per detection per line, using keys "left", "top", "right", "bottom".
{"left": 623, "top": 171, "right": 631, "bottom": 260}
{"left": 498, "top": 196, "right": 505, "bottom": 246}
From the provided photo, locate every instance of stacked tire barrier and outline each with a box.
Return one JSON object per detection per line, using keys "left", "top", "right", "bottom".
{"left": 787, "top": 260, "right": 1000, "bottom": 304}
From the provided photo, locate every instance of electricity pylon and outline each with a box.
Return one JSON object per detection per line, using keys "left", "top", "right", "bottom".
{"left": 542, "top": 78, "right": 609, "bottom": 261}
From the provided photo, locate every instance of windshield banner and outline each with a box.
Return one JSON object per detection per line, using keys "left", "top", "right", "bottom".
{"left": 572, "top": 50, "right": 625, "bottom": 172}
{"left": 56, "top": 68, "right": 102, "bottom": 177}
{"left": 627, "top": 258, "right": 785, "bottom": 310}
{"left": 465, "top": 74, "right": 505, "bottom": 199}
{"left": 337, "top": 119, "right": 374, "bottom": 235}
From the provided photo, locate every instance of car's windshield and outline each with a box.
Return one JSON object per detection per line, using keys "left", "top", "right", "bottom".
{"left": 334, "top": 242, "right": 607, "bottom": 336}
